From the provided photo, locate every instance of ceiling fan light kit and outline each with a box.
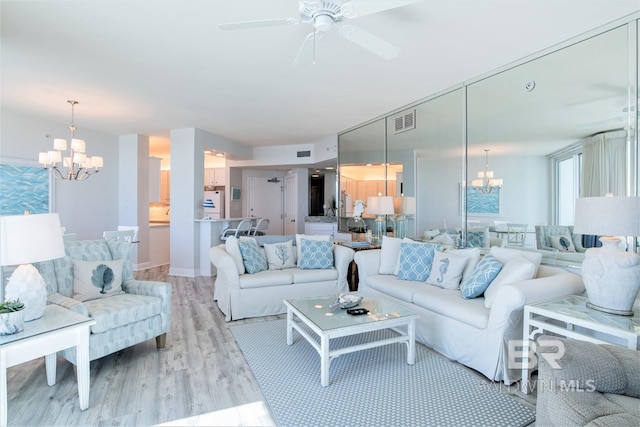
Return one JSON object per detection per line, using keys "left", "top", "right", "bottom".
{"left": 219, "top": 0, "right": 421, "bottom": 65}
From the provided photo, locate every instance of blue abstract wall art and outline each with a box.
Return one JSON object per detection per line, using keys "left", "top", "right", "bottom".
{"left": 0, "top": 163, "right": 51, "bottom": 215}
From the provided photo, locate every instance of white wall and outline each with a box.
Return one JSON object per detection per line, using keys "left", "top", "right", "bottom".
{"left": 1, "top": 110, "right": 119, "bottom": 239}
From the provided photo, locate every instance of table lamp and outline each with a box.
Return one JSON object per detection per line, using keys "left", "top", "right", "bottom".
{"left": 367, "top": 196, "right": 394, "bottom": 245}
{"left": 394, "top": 196, "right": 416, "bottom": 239}
{"left": 0, "top": 213, "right": 65, "bottom": 320}
{"left": 573, "top": 196, "right": 640, "bottom": 315}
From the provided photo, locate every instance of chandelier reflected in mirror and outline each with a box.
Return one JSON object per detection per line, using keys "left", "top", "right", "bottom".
{"left": 39, "top": 100, "right": 103, "bottom": 181}
{"left": 471, "top": 149, "right": 502, "bottom": 194}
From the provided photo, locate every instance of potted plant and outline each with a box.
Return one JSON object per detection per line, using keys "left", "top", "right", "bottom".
{"left": 0, "top": 299, "right": 25, "bottom": 335}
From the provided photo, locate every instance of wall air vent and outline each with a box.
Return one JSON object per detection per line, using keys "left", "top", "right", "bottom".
{"left": 297, "top": 150, "right": 311, "bottom": 158}
{"left": 393, "top": 109, "right": 416, "bottom": 134}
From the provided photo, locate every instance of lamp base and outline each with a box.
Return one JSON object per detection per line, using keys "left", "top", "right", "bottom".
{"left": 582, "top": 237, "right": 640, "bottom": 317}
{"left": 585, "top": 301, "right": 634, "bottom": 316}
{"left": 4, "top": 264, "right": 47, "bottom": 321}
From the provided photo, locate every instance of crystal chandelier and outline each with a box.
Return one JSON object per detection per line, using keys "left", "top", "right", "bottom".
{"left": 471, "top": 149, "right": 502, "bottom": 194}
{"left": 38, "top": 100, "right": 103, "bottom": 181}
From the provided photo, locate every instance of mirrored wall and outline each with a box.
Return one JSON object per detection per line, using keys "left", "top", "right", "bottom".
{"left": 338, "top": 17, "right": 638, "bottom": 260}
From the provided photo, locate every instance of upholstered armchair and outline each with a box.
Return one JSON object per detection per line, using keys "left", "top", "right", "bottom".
{"left": 536, "top": 336, "right": 640, "bottom": 426}
{"left": 35, "top": 239, "right": 171, "bottom": 364}
{"left": 535, "top": 225, "right": 586, "bottom": 253}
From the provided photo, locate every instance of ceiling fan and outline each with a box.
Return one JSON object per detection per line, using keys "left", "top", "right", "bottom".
{"left": 219, "top": 0, "right": 421, "bottom": 66}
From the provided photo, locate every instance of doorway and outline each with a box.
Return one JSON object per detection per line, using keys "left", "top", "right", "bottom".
{"left": 247, "top": 177, "right": 283, "bottom": 235}
{"left": 309, "top": 175, "right": 324, "bottom": 216}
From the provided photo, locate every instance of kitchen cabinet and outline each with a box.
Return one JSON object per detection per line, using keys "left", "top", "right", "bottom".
{"left": 160, "top": 170, "right": 170, "bottom": 202}
{"left": 204, "top": 167, "right": 226, "bottom": 186}
{"left": 149, "top": 157, "right": 162, "bottom": 202}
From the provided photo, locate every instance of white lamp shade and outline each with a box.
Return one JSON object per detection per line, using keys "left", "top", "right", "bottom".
{"left": 574, "top": 196, "right": 640, "bottom": 236}
{"left": 38, "top": 152, "right": 49, "bottom": 164}
{"left": 49, "top": 150, "right": 62, "bottom": 163}
{"left": 73, "top": 152, "right": 86, "bottom": 164}
{"left": 0, "top": 213, "right": 65, "bottom": 266}
{"left": 91, "top": 156, "right": 104, "bottom": 168}
{"left": 394, "top": 196, "right": 416, "bottom": 215}
{"left": 367, "top": 196, "right": 395, "bottom": 215}
{"left": 53, "top": 138, "right": 67, "bottom": 150}
{"left": 71, "top": 138, "right": 86, "bottom": 153}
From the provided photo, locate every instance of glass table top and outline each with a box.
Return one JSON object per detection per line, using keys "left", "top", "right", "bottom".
{"left": 0, "top": 304, "right": 93, "bottom": 346}
{"left": 530, "top": 295, "right": 640, "bottom": 334}
{"left": 285, "top": 293, "right": 417, "bottom": 331}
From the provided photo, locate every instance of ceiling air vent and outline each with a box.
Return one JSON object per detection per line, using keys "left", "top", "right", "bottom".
{"left": 297, "top": 150, "right": 311, "bottom": 158}
{"left": 394, "top": 109, "right": 416, "bottom": 134}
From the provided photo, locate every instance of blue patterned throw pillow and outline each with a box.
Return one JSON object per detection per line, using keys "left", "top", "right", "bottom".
{"left": 460, "top": 254, "right": 502, "bottom": 299}
{"left": 299, "top": 239, "right": 333, "bottom": 270}
{"left": 397, "top": 242, "right": 441, "bottom": 281}
{"left": 238, "top": 240, "right": 268, "bottom": 274}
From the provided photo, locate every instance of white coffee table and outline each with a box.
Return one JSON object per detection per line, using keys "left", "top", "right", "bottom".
{"left": 284, "top": 294, "right": 419, "bottom": 386}
{"left": 0, "top": 304, "right": 96, "bottom": 426}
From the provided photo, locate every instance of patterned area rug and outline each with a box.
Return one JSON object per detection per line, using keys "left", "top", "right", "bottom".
{"left": 230, "top": 319, "right": 535, "bottom": 427}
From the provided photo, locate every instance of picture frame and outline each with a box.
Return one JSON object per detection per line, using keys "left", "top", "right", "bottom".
{"left": 231, "top": 187, "right": 241, "bottom": 201}
{"left": 0, "top": 157, "right": 53, "bottom": 215}
{"left": 460, "top": 183, "right": 501, "bottom": 216}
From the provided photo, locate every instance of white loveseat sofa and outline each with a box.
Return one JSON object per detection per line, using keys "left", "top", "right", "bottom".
{"left": 210, "top": 235, "right": 354, "bottom": 321}
{"left": 354, "top": 242, "right": 584, "bottom": 384}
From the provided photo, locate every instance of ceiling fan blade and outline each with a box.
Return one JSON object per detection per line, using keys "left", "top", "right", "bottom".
{"left": 348, "top": 0, "right": 421, "bottom": 18}
{"left": 338, "top": 24, "right": 400, "bottom": 60}
{"left": 219, "top": 18, "right": 298, "bottom": 31}
{"left": 293, "top": 31, "right": 323, "bottom": 67}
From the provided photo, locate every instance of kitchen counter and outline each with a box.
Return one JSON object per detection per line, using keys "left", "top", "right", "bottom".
{"left": 304, "top": 216, "right": 337, "bottom": 223}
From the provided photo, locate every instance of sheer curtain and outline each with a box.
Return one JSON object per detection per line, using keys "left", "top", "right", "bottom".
{"left": 581, "top": 130, "right": 627, "bottom": 197}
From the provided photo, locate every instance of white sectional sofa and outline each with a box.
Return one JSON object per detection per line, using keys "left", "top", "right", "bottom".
{"left": 354, "top": 241, "right": 585, "bottom": 384}
{"left": 210, "top": 235, "right": 354, "bottom": 321}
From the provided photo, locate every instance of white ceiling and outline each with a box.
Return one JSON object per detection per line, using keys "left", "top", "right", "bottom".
{"left": 2, "top": 0, "right": 640, "bottom": 161}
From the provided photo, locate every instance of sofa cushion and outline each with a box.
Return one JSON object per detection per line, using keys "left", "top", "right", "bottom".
{"left": 443, "top": 247, "right": 481, "bottom": 283}
{"left": 264, "top": 240, "right": 296, "bottom": 270}
{"left": 85, "top": 292, "right": 162, "bottom": 334}
{"left": 291, "top": 267, "right": 338, "bottom": 284}
{"left": 484, "top": 257, "right": 536, "bottom": 308}
{"left": 549, "top": 234, "right": 577, "bottom": 252}
{"left": 72, "top": 259, "right": 124, "bottom": 302}
{"left": 460, "top": 254, "right": 502, "bottom": 299}
{"left": 397, "top": 242, "right": 440, "bottom": 281}
{"left": 238, "top": 240, "right": 268, "bottom": 274}
{"left": 490, "top": 246, "right": 542, "bottom": 276}
{"left": 379, "top": 236, "right": 403, "bottom": 275}
{"left": 239, "top": 270, "right": 294, "bottom": 288}
{"left": 426, "top": 250, "right": 467, "bottom": 289}
{"left": 225, "top": 236, "right": 246, "bottom": 275}
{"left": 412, "top": 287, "right": 490, "bottom": 329}
{"left": 299, "top": 239, "right": 333, "bottom": 269}
{"left": 366, "top": 274, "right": 425, "bottom": 303}
{"left": 295, "top": 234, "right": 331, "bottom": 266}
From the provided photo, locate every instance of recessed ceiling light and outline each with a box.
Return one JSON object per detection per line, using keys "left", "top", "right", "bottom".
{"left": 326, "top": 166, "right": 335, "bottom": 170}
{"left": 366, "top": 163, "right": 372, "bottom": 166}
{"left": 311, "top": 174, "right": 319, "bottom": 178}
{"left": 216, "top": 152, "right": 225, "bottom": 157}
{"left": 204, "top": 150, "right": 212, "bottom": 154}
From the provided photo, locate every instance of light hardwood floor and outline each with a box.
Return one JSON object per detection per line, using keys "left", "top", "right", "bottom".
{"left": 6, "top": 266, "right": 536, "bottom": 426}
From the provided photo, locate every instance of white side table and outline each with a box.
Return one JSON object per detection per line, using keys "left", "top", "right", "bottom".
{"left": 521, "top": 294, "right": 640, "bottom": 394}
{"left": 0, "top": 305, "right": 96, "bottom": 426}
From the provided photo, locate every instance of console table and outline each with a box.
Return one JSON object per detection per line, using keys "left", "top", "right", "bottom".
{"left": 0, "top": 305, "right": 96, "bottom": 426}
{"left": 520, "top": 294, "right": 640, "bottom": 394}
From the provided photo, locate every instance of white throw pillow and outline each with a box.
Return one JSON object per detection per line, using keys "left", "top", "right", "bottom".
{"left": 490, "top": 246, "right": 542, "bottom": 276}
{"left": 483, "top": 257, "right": 536, "bottom": 308}
{"left": 264, "top": 240, "right": 296, "bottom": 270}
{"left": 73, "top": 259, "right": 124, "bottom": 302}
{"left": 379, "top": 236, "right": 403, "bottom": 275}
{"left": 423, "top": 229, "right": 441, "bottom": 239}
{"left": 549, "top": 234, "right": 576, "bottom": 252}
{"left": 426, "top": 250, "right": 468, "bottom": 289}
{"left": 295, "top": 234, "right": 331, "bottom": 267}
{"left": 430, "top": 233, "right": 455, "bottom": 246}
{"left": 225, "top": 236, "right": 245, "bottom": 275}
{"left": 443, "top": 247, "right": 481, "bottom": 283}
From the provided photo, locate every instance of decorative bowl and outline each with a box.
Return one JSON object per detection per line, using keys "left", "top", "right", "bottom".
{"left": 336, "top": 294, "right": 363, "bottom": 309}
